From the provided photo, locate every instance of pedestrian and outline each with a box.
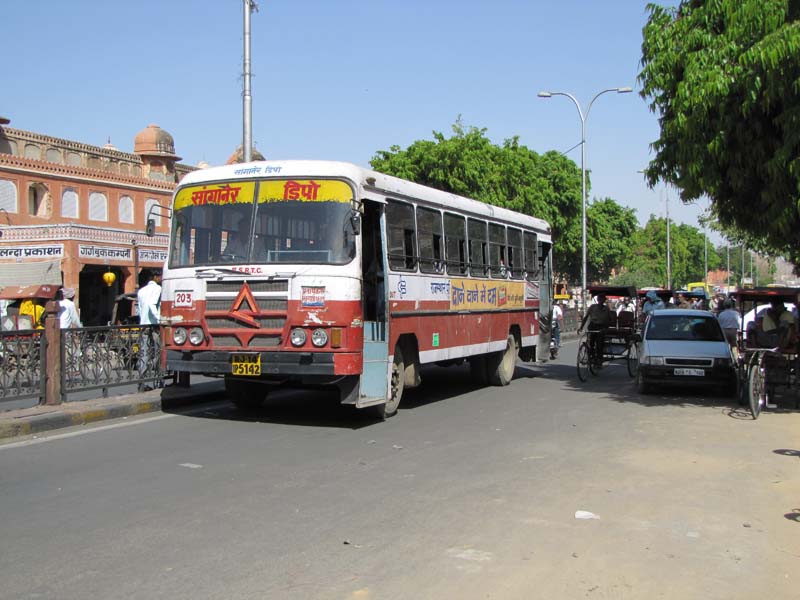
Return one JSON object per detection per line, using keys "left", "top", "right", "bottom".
{"left": 716, "top": 298, "right": 740, "bottom": 353}
{"left": 676, "top": 293, "right": 692, "bottom": 309}
{"left": 136, "top": 271, "right": 162, "bottom": 391}
{"left": 642, "top": 290, "right": 665, "bottom": 316}
{"left": 57, "top": 288, "right": 82, "bottom": 328}
{"left": 552, "top": 301, "right": 563, "bottom": 348}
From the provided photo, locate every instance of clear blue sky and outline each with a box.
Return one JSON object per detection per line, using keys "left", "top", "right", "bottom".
{"left": 4, "top": 0, "right": 715, "bottom": 240}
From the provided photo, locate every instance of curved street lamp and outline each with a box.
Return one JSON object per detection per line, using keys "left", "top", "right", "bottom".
{"left": 538, "top": 87, "right": 632, "bottom": 314}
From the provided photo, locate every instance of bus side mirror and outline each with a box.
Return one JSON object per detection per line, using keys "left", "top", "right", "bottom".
{"left": 349, "top": 213, "right": 361, "bottom": 235}
{"left": 146, "top": 218, "right": 155, "bottom": 237}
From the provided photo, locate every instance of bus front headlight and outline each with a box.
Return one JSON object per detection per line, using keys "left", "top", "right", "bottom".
{"left": 189, "top": 327, "right": 204, "bottom": 346}
{"left": 311, "top": 328, "right": 328, "bottom": 347}
{"left": 290, "top": 328, "right": 307, "bottom": 347}
{"left": 173, "top": 327, "right": 187, "bottom": 345}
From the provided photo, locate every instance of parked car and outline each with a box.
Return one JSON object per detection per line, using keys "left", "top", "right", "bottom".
{"left": 636, "top": 309, "right": 736, "bottom": 394}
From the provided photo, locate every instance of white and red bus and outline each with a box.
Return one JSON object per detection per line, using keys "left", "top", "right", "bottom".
{"left": 155, "top": 160, "right": 553, "bottom": 417}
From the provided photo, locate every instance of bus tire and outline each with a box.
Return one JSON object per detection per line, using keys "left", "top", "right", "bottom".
{"left": 488, "top": 334, "right": 517, "bottom": 386}
{"left": 225, "top": 376, "right": 267, "bottom": 411}
{"left": 370, "top": 345, "right": 404, "bottom": 420}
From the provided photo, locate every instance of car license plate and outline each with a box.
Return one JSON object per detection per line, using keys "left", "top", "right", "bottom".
{"left": 674, "top": 368, "right": 704, "bottom": 376}
{"left": 231, "top": 353, "right": 261, "bottom": 376}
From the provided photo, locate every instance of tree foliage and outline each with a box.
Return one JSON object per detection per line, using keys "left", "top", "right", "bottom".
{"left": 371, "top": 121, "right": 642, "bottom": 285}
{"left": 370, "top": 120, "right": 583, "bottom": 280}
{"left": 612, "top": 215, "right": 721, "bottom": 288}
{"left": 639, "top": 1, "right": 800, "bottom": 265}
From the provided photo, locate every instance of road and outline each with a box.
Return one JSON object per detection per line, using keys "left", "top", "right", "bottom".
{"left": 1, "top": 341, "right": 798, "bottom": 600}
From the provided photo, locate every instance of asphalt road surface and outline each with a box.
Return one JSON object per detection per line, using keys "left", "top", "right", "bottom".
{"left": 1, "top": 341, "right": 798, "bottom": 600}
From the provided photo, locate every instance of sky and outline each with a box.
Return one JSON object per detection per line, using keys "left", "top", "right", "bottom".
{"left": 3, "top": 0, "right": 717, "bottom": 241}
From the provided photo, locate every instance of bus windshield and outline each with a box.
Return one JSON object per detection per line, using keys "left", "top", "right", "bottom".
{"left": 169, "top": 178, "right": 357, "bottom": 268}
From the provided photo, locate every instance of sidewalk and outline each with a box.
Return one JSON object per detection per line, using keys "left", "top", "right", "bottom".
{"left": 0, "top": 379, "right": 226, "bottom": 440}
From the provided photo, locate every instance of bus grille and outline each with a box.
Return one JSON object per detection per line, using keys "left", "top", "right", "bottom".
{"left": 206, "top": 298, "right": 287, "bottom": 311}
{"left": 247, "top": 335, "right": 281, "bottom": 348}
{"left": 206, "top": 317, "right": 286, "bottom": 329}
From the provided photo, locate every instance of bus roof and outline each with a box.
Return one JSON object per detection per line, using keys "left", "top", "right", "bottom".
{"left": 178, "top": 160, "right": 552, "bottom": 241}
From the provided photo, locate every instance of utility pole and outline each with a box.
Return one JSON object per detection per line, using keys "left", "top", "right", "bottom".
{"left": 726, "top": 244, "right": 730, "bottom": 291}
{"left": 242, "top": 0, "right": 258, "bottom": 162}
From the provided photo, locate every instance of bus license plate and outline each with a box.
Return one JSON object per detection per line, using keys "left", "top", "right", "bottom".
{"left": 231, "top": 353, "right": 261, "bottom": 376}
{"left": 674, "top": 368, "right": 704, "bottom": 376}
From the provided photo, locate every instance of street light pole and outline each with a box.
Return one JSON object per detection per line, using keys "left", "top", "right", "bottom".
{"left": 665, "top": 187, "right": 671, "bottom": 289}
{"left": 538, "top": 86, "right": 632, "bottom": 314}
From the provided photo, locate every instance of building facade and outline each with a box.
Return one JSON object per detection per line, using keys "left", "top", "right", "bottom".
{"left": 0, "top": 120, "right": 194, "bottom": 325}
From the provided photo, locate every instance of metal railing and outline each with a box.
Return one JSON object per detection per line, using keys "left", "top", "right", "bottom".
{"left": 61, "top": 325, "right": 165, "bottom": 399}
{"left": 0, "top": 329, "right": 45, "bottom": 403}
{"left": 0, "top": 316, "right": 166, "bottom": 405}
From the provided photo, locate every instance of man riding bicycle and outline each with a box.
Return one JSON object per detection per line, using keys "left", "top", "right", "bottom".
{"left": 578, "top": 293, "right": 612, "bottom": 367}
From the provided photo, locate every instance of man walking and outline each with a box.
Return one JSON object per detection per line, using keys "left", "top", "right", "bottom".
{"left": 57, "top": 288, "right": 82, "bottom": 328}
{"left": 137, "top": 271, "right": 162, "bottom": 391}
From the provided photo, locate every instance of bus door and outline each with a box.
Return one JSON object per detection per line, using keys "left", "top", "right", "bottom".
{"left": 358, "top": 199, "right": 390, "bottom": 406}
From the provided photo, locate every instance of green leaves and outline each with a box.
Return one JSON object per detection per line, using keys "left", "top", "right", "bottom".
{"left": 640, "top": 0, "right": 800, "bottom": 267}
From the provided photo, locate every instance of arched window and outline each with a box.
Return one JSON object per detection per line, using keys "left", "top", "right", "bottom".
{"left": 119, "top": 195, "right": 134, "bottom": 223}
{"left": 144, "top": 198, "right": 161, "bottom": 226}
{"left": 61, "top": 188, "right": 79, "bottom": 218}
{"left": 28, "top": 183, "right": 50, "bottom": 218}
{"left": 0, "top": 179, "right": 18, "bottom": 213}
{"left": 24, "top": 144, "right": 41, "bottom": 160}
{"left": 89, "top": 192, "right": 108, "bottom": 221}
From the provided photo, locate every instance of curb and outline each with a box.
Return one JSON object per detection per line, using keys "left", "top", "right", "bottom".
{"left": 0, "top": 380, "right": 225, "bottom": 441}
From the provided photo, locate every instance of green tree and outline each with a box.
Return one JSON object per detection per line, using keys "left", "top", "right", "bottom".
{"left": 585, "top": 198, "right": 639, "bottom": 283}
{"left": 370, "top": 120, "right": 585, "bottom": 281}
{"left": 639, "top": 1, "right": 800, "bottom": 266}
{"left": 613, "top": 216, "right": 720, "bottom": 288}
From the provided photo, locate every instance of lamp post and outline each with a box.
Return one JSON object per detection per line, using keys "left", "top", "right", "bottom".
{"left": 538, "top": 87, "right": 632, "bottom": 313}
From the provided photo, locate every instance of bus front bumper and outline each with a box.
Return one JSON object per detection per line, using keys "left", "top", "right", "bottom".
{"left": 165, "top": 349, "right": 345, "bottom": 376}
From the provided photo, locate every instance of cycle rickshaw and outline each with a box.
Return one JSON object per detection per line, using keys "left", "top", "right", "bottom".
{"left": 731, "top": 287, "right": 800, "bottom": 419}
{"left": 577, "top": 285, "right": 640, "bottom": 381}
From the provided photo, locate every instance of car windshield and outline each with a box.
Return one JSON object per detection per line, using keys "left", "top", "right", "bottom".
{"left": 646, "top": 314, "right": 724, "bottom": 342}
{"left": 169, "top": 178, "right": 357, "bottom": 268}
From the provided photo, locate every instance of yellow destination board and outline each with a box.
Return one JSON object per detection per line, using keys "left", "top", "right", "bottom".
{"left": 174, "top": 181, "right": 256, "bottom": 211}
{"left": 258, "top": 179, "right": 352, "bottom": 203}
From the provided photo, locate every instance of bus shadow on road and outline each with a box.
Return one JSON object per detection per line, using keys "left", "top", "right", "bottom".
{"left": 170, "top": 363, "right": 501, "bottom": 429}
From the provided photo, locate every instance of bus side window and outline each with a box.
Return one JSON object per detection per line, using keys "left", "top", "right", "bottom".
{"left": 523, "top": 231, "right": 538, "bottom": 280}
{"left": 468, "top": 218, "right": 488, "bottom": 277}
{"left": 417, "top": 206, "right": 444, "bottom": 274}
{"left": 507, "top": 227, "right": 523, "bottom": 279}
{"left": 386, "top": 200, "right": 417, "bottom": 271}
{"left": 444, "top": 213, "right": 467, "bottom": 275}
{"left": 489, "top": 223, "right": 507, "bottom": 278}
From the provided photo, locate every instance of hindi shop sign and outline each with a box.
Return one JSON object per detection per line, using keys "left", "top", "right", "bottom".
{"left": 0, "top": 244, "right": 64, "bottom": 260}
{"left": 78, "top": 244, "right": 133, "bottom": 262}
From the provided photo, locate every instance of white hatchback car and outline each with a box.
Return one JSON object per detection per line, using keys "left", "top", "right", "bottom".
{"left": 637, "top": 309, "right": 736, "bottom": 394}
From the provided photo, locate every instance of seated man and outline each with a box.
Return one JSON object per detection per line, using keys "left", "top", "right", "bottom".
{"left": 760, "top": 298, "right": 797, "bottom": 351}
{"left": 579, "top": 293, "right": 612, "bottom": 366}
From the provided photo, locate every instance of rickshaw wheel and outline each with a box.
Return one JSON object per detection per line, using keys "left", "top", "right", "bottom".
{"left": 577, "top": 342, "right": 591, "bottom": 382}
{"left": 626, "top": 342, "right": 639, "bottom": 377}
{"left": 748, "top": 361, "right": 765, "bottom": 420}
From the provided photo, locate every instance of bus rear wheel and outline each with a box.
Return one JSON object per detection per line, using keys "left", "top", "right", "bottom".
{"left": 371, "top": 346, "right": 404, "bottom": 420}
{"left": 225, "top": 376, "right": 268, "bottom": 411}
{"left": 488, "top": 334, "right": 517, "bottom": 386}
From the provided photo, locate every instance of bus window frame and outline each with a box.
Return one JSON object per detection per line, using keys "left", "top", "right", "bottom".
{"left": 444, "top": 212, "right": 468, "bottom": 276}
{"left": 417, "top": 206, "right": 444, "bottom": 274}
{"left": 468, "top": 218, "right": 489, "bottom": 278}
{"left": 386, "top": 199, "right": 418, "bottom": 272}
{"left": 489, "top": 223, "right": 507, "bottom": 279}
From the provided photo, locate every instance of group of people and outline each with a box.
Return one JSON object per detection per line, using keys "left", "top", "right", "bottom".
{"left": 572, "top": 288, "right": 799, "bottom": 360}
